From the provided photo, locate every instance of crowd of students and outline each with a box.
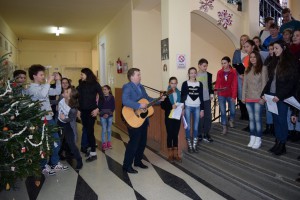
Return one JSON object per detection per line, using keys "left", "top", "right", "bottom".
{"left": 13, "top": 67, "right": 115, "bottom": 176}
{"left": 11, "top": 7, "right": 300, "bottom": 181}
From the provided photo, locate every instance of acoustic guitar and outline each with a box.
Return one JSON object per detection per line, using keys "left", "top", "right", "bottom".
{"left": 122, "top": 89, "right": 173, "bottom": 128}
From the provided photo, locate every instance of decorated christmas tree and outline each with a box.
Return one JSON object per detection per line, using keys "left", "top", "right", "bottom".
{"left": 0, "top": 53, "right": 56, "bottom": 190}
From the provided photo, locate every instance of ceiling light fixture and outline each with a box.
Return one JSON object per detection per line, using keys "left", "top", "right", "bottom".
{"left": 55, "top": 27, "right": 61, "bottom": 36}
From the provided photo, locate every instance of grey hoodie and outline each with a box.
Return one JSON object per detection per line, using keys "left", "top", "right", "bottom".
{"left": 27, "top": 80, "right": 61, "bottom": 120}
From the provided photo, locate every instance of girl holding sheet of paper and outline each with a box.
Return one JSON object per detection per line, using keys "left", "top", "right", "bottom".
{"left": 261, "top": 40, "right": 299, "bottom": 156}
{"left": 242, "top": 51, "right": 267, "bottom": 149}
{"left": 161, "top": 77, "right": 182, "bottom": 162}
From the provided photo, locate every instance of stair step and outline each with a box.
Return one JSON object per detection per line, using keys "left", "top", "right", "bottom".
{"left": 179, "top": 119, "right": 300, "bottom": 200}
{"left": 198, "top": 141, "right": 300, "bottom": 183}
{"left": 182, "top": 149, "right": 300, "bottom": 200}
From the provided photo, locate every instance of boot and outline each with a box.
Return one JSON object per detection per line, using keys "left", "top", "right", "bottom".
{"left": 186, "top": 138, "right": 193, "bottom": 153}
{"left": 221, "top": 125, "right": 227, "bottom": 135}
{"left": 173, "top": 147, "right": 182, "bottom": 162}
{"left": 273, "top": 142, "right": 286, "bottom": 156}
{"left": 269, "top": 139, "right": 279, "bottom": 152}
{"left": 263, "top": 124, "right": 271, "bottom": 135}
{"left": 192, "top": 137, "right": 199, "bottom": 153}
{"left": 247, "top": 135, "right": 256, "bottom": 147}
{"left": 252, "top": 137, "right": 262, "bottom": 149}
{"left": 167, "top": 148, "right": 174, "bottom": 162}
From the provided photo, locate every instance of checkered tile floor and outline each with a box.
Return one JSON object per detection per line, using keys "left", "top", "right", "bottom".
{"left": 0, "top": 125, "right": 226, "bottom": 200}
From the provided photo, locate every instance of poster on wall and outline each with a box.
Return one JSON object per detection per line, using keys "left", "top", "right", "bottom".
{"left": 161, "top": 38, "right": 169, "bottom": 60}
{"left": 176, "top": 54, "right": 186, "bottom": 68}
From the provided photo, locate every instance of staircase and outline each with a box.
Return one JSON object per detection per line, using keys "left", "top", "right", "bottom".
{"left": 178, "top": 112, "right": 300, "bottom": 200}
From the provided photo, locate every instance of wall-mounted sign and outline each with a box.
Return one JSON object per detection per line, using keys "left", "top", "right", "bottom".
{"left": 176, "top": 54, "right": 186, "bottom": 68}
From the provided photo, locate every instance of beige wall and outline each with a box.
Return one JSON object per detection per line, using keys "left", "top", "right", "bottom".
{"left": 191, "top": 11, "right": 236, "bottom": 81}
{"left": 18, "top": 40, "right": 92, "bottom": 86}
{"left": 191, "top": 32, "right": 235, "bottom": 82}
{"left": 0, "top": 16, "right": 18, "bottom": 65}
{"left": 289, "top": 0, "right": 300, "bottom": 20}
{"left": 132, "top": 9, "right": 162, "bottom": 95}
{"left": 96, "top": 1, "right": 133, "bottom": 89}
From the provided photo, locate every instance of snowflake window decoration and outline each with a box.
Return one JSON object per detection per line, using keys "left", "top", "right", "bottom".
{"left": 217, "top": 10, "right": 233, "bottom": 29}
{"left": 199, "top": 0, "right": 214, "bottom": 12}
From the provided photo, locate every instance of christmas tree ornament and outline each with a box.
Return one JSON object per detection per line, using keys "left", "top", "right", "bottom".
{"left": 27, "top": 159, "right": 33, "bottom": 164}
{"left": 6, "top": 183, "right": 10, "bottom": 191}
{"left": 35, "top": 180, "right": 41, "bottom": 187}
{"left": 10, "top": 115, "right": 15, "bottom": 120}
{"left": 11, "top": 166, "right": 15, "bottom": 171}
{"left": 21, "top": 147, "right": 26, "bottom": 153}
{"left": 28, "top": 135, "right": 33, "bottom": 139}
{"left": 3, "top": 126, "right": 9, "bottom": 131}
{"left": 40, "top": 151, "right": 45, "bottom": 158}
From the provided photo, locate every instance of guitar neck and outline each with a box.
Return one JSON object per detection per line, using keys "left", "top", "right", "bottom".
{"left": 147, "top": 96, "right": 163, "bottom": 108}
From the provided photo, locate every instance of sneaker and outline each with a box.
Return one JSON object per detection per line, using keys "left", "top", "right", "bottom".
{"left": 102, "top": 142, "right": 107, "bottom": 151}
{"left": 42, "top": 164, "right": 56, "bottom": 176}
{"left": 51, "top": 162, "right": 69, "bottom": 171}
{"left": 107, "top": 141, "right": 112, "bottom": 149}
{"left": 86, "top": 155, "right": 97, "bottom": 162}
{"left": 203, "top": 135, "right": 213, "bottom": 143}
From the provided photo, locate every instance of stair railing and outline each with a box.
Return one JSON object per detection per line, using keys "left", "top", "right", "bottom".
{"left": 259, "top": 0, "right": 283, "bottom": 27}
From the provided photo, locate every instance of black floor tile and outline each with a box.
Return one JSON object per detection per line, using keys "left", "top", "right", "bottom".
{"left": 152, "top": 164, "right": 201, "bottom": 200}
{"left": 25, "top": 175, "right": 45, "bottom": 200}
{"left": 74, "top": 175, "right": 98, "bottom": 200}
{"left": 105, "top": 154, "right": 133, "bottom": 187}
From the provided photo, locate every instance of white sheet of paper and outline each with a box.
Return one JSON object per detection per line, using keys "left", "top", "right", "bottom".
{"left": 182, "top": 115, "right": 188, "bottom": 129}
{"left": 284, "top": 96, "right": 300, "bottom": 110}
{"left": 264, "top": 94, "right": 278, "bottom": 115}
{"left": 168, "top": 103, "right": 184, "bottom": 120}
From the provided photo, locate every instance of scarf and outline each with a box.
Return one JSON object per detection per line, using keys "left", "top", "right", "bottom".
{"left": 168, "top": 86, "right": 181, "bottom": 105}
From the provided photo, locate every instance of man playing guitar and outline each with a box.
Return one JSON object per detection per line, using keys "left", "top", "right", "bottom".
{"left": 122, "top": 68, "right": 165, "bottom": 174}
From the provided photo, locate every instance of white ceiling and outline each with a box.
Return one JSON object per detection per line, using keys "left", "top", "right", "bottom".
{"left": 0, "top": 0, "right": 131, "bottom": 41}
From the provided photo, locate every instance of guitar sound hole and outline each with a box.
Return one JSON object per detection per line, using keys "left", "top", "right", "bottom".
{"left": 140, "top": 110, "right": 148, "bottom": 118}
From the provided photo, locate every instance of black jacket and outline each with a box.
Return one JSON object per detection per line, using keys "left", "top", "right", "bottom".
{"left": 77, "top": 81, "right": 104, "bottom": 111}
{"left": 261, "top": 59, "right": 299, "bottom": 101}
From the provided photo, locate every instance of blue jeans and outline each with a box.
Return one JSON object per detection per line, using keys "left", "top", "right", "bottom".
{"left": 273, "top": 101, "right": 289, "bottom": 143}
{"left": 265, "top": 103, "right": 273, "bottom": 124}
{"left": 246, "top": 102, "right": 263, "bottom": 137}
{"left": 218, "top": 96, "right": 236, "bottom": 126}
{"left": 237, "top": 74, "right": 243, "bottom": 100}
{"left": 100, "top": 116, "right": 113, "bottom": 143}
{"left": 41, "top": 119, "right": 60, "bottom": 168}
{"left": 184, "top": 106, "right": 200, "bottom": 139}
{"left": 287, "top": 107, "right": 300, "bottom": 131}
